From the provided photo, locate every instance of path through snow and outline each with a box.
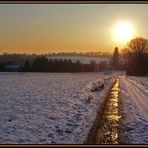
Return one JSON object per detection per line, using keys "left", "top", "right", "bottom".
{"left": 119, "top": 75, "right": 148, "bottom": 144}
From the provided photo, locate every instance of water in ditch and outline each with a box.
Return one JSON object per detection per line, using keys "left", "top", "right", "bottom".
{"left": 96, "top": 78, "right": 121, "bottom": 144}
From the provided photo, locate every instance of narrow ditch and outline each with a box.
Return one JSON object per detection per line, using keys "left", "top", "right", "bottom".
{"left": 85, "top": 77, "right": 121, "bottom": 144}
{"left": 96, "top": 78, "right": 121, "bottom": 144}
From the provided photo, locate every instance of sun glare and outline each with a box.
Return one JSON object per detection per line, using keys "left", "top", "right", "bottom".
{"left": 113, "top": 21, "right": 135, "bottom": 43}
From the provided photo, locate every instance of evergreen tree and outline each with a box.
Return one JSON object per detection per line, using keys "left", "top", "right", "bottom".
{"left": 111, "top": 47, "right": 120, "bottom": 70}
{"left": 24, "top": 60, "right": 30, "bottom": 72}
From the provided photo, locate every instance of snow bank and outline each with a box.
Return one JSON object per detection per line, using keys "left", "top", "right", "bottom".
{"left": 119, "top": 75, "right": 148, "bottom": 144}
{"left": 0, "top": 72, "right": 115, "bottom": 144}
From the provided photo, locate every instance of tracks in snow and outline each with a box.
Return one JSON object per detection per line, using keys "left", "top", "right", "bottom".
{"left": 119, "top": 75, "right": 148, "bottom": 144}
{"left": 86, "top": 75, "right": 148, "bottom": 144}
{"left": 120, "top": 76, "right": 148, "bottom": 120}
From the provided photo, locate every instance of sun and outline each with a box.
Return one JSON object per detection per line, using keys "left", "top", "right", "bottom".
{"left": 113, "top": 21, "right": 135, "bottom": 43}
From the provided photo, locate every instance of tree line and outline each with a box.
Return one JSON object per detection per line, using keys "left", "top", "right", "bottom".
{"left": 111, "top": 37, "right": 148, "bottom": 76}
{"left": 0, "top": 36, "right": 147, "bottom": 76}
{"left": 0, "top": 57, "right": 109, "bottom": 72}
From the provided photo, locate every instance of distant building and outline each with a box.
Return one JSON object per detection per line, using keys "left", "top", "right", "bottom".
{"left": 5, "top": 64, "right": 22, "bottom": 72}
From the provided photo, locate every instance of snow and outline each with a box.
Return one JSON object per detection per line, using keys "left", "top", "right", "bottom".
{"left": 0, "top": 72, "right": 115, "bottom": 144}
{"left": 119, "top": 75, "right": 148, "bottom": 144}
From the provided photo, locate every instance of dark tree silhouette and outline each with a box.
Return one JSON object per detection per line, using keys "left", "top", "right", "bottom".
{"left": 125, "top": 37, "right": 148, "bottom": 76}
{"left": 24, "top": 60, "right": 31, "bottom": 72}
{"left": 99, "top": 61, "right": 108, "bottom": 71}
{"left": 0, "top": 62, "right": 5, "bottom": 71}
{"left": 48, "top": 59, "right": 54, "bottom": 72}
{"left": 0, "top": 55, "right": 111, "bottom": 73}
{"left": 111, "top": 47, "right": 120, "bottom": 70}
{"left": 89, "top": 60, "right": 97, "bottom": 72}
{"left": 32, "top": 56, "right": 49, "bottom": 72}
{"left": 67, "top": 59, "right": 73, "bottom": 72}
{"left": 74, "top": 60, "right": 82, "bottom": 72}
{"left": 128, "top": 37, "right": 148, "bottom": 55}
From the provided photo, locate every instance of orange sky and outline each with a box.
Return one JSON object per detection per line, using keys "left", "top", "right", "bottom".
{"left": 0, "top": 4, "right": 148, "bottom": 54}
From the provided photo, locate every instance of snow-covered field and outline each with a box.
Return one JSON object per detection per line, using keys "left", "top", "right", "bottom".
{"left": 119, "top": 75, "right": 148, "bottom": 144}
{"left": 0, "top": 72, "right": 115, "bottom": 144}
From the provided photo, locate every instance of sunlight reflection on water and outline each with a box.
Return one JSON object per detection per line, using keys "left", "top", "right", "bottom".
{"left": 96, "top": 78, "right": 121, "bottom": 144}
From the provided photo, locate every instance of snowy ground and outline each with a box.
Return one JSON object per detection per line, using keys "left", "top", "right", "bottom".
{"left": 119, "top": 75, "right": 148, "bottom": 144}
{"left": 0, "top": 72, "right": 115, "bottom": 144}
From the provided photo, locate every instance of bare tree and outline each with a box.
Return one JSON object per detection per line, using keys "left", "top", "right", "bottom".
{"left": 128, "top": 37, "right": 148, "bottom": 55}
{"left": 124, "top": 37, "right": 148, "bottom": 76}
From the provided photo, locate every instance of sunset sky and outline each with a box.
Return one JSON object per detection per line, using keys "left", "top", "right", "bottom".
{"left": 0, "top": 4, "right": 148, "bottom": 54}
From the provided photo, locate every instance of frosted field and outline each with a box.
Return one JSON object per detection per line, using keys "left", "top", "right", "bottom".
{"left": 0, "top": 72, "right": 115, "bottom": 144}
